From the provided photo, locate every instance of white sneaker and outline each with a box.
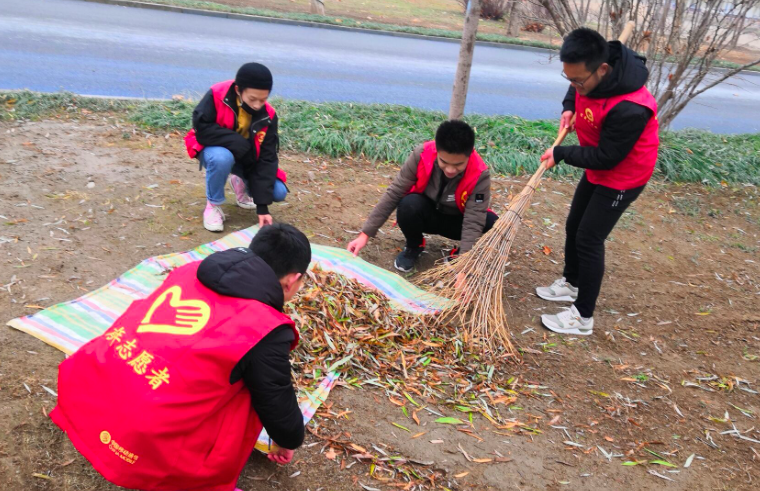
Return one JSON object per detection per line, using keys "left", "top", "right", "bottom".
{"left": 203, "top": 202, "right": 225, "bottom": 232}
{"left": 541, "top": 305, "right": 593, "bottom": 335}
{"left": 536, "top": 277, "right": 578, "bottom": 302}
{"left": 229, "top": 175, "right": 256, "bottom": 210}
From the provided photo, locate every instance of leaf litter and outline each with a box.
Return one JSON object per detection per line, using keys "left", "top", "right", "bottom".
{"left": 283, "top": 267, "right": 760, "bottom": 486}
{"left": 283, "top": 267, "right": 541, "bottom": 487}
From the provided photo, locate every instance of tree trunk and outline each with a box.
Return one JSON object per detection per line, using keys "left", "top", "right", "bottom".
{"left": 506, "top": 0, "right": 520, "bottom": 37}
{"left": 541, "top": 0, "right": 566, "bottom": 36}
{"left": 310, "top": 0, "right": 325, "bottom": 16}
{"left": 449, "top": 0, "right": 481, "bottom": 120}
{"left": 580, "top": 0, "right": 592, "bottom": 24}
{"left": 730, "top": 16, "right": 746, "bottom": 51}
{"left": 609, "top": 0, "right": 632, "bottom": 39}
{"left": 646, "top": 0, "right": 671, "bottom": 61}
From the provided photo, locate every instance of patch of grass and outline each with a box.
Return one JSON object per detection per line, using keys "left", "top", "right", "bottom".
{"left": 3, "top": 90, "right": 760, "bottom": 185}
{"left": 617, "top": 208, "right": 641, "bottom": 230}
{"left": 731, "top": 242, "right": 758, "bottom": 253}
{"left": 710, "top": 58, "right": 760, "bottom": 74}
{"left": 132, "top": 0, "right": 557, "bottom": 50}
{"left": 671, "top": 196, "right": 703, "bottom": 216}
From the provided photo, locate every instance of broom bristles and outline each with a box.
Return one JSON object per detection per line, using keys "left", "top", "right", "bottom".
{"left": 421, "top": 24, "right": 633, "bottom": 356}
{"left": 418, "top": 165, "right": 547, "bottom": 357}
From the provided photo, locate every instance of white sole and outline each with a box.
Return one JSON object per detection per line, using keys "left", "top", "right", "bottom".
{"left": 541, "top": 317, "right": 593, "bottom": 336}
{"left": 235, "top": 201, "right": 257, "bottom": 210}
{"left": 536, "top": 290, "right": 577, "bottom": 302}
{"left": 393, "top": 260, "right": 414, "bottom": 273}
{"left": 204, "top": 225, "right": 224, "bottom": 232}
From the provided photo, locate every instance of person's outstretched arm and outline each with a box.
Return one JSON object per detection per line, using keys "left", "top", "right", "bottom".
{"left": 348, "top": 145, "right": 423, "bottom": 256}
{"left": 233, "top": 325, "right": 303, "bottom": 457}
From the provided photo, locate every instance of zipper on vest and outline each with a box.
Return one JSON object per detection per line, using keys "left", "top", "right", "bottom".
{"left": 435, "top": 168, "right": 451, "bottom": 211}
{"left": 250, "top": 115, "right": 271, "bottom": 134}
{"left": 223, "top": 97, "right": 236, "bottom": 130}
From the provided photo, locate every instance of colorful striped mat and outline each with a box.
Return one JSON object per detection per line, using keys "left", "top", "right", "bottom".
{"left": 7, "top": 225, "right": 445, "bottom": 355}
{"left": 6, "top": 225, "right": 445, "bottom": 454}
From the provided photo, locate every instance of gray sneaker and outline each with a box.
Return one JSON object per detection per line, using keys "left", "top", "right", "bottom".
{"left": 541, "top": 305, "right": 593, "bottom": 336}
{"left": 536, "top": 277, "right": 578, "bottom": 302}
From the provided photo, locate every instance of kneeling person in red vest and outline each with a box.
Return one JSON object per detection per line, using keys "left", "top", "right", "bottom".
{"left": 537, "top": 28, "right": 659, "bottom": 336}
{"left": 347, "top": 120, "right": 497, "bottom": 272}
{"left": 185, "top": 62, "right": 289, "bottom": 233}
{"left": 50, "top": 224, "right": 311, "bottom": 491}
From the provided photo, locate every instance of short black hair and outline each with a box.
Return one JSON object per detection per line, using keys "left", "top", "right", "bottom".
{"left": 249, "top": 223, "right": 311, "bottom": 278}
{"left": 435, "top": 120, "right": 475, "bottom": 156}
{"left": 560, "top": 28, "right": 609, "bottom": 71}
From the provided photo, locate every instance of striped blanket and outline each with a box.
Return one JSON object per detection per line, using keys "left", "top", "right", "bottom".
{"left": 7, "top": 225, "right": 445, "bottom": 453}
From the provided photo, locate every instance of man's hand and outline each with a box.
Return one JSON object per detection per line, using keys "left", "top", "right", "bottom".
{"left": 455, "top": 272, "right": 467, "bottom": 292}
{"left": 267, "top": 447, "right": 294, "bottom": 465}
{"left": 258, "top": 214, "right": 273, "bottom": 228}
{"left": 560, "top": 111, "right": 575, "bottom": 133}
{"left": 540, "top": 146, "right": 557, "bottom": 170}
{"left": 454, "top": 272, "right": 476, "bottom": 304}
{"left": 347, "top": 232, "right": 369, "bottom": 257}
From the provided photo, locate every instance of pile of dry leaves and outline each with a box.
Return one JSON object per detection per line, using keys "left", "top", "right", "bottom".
{"left": 284, "top": 267, "right": 546, "bottom": 488}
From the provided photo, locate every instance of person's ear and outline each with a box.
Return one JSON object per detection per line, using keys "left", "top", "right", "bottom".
{"left": 598, "top": 63, "right": 610, "bottom": 76}
{"left": 289, "top": 273, "right": 302, "bottom": 292}
{"left": 282, "top": 272, "right": 301, "bottom": 294}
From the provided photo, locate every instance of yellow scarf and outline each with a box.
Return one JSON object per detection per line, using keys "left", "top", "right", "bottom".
{"left": 236, "top": 97, "right": 252, "bottom": 139}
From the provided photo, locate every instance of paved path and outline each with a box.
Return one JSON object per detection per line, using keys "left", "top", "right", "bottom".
{"left": 1, "top": 0, "right": 758, "bottom": 132}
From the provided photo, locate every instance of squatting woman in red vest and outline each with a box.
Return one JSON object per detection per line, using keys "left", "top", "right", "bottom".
{"left": 51, "top": 224, "right": 311, "bottom": 491}
{"left": 185, "top": 63, "right": 288, "bottom": 233}
{"left": 537, "top": 28, "right": 659, "bottom": 336}
{"left": 347, "top": 120, "right": 497, "bottom": 272}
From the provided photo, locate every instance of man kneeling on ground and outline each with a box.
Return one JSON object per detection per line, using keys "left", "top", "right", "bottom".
{"left": 185, "top": 62, "right": 289, "bottom": 233}
{"left": 347, "top": 120, "right": 497, "bottom": 272}
{"left": 51, "top": 224, "right": 311, "bottom": 491}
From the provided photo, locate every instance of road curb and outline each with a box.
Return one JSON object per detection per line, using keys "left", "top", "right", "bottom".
{"left": 79, "top": 0, "right": 559, "bottom": 55}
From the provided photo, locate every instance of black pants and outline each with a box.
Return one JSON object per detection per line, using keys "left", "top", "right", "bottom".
{"left": 563, "top": 174, "right": 645, "bottom": 318}
{"left": 396, "top": 194, "right": 498, "bottom": 248}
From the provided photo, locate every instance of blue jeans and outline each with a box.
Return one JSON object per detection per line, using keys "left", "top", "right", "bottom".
{"left": 199, "top": 146, "right": 288, "bottom": 205}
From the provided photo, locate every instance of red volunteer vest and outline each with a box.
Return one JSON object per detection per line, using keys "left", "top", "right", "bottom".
{"left": 408, "top": 141, "right": 488, "bottom": 214}
{"left": 184, "top": 80, "right": 287, "bottom": 183}
{"left": 575, "top": 86, "right": 659, "bottom": 189}
{"left": 50, "top": 261, "right": 298, "bottom": 491}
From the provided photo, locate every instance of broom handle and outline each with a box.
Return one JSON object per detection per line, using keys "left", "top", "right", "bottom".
{"left": 619, "top": 20, "right": 635, "bottom": 45}
{"left": 537, "top": 20, "right": 636, "bottom": 170}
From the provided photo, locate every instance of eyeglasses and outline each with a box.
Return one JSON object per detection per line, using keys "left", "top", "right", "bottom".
{"left": 560, "top": 65, "right": 600, "bottom": 88}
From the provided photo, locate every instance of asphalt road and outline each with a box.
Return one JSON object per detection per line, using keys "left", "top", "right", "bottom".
{"left": 1, "top": 0, "right": 759, "bottom": 133}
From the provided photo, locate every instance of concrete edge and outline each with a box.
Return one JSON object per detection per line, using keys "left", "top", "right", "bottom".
{"left": 0, "top": 89, "right": 174, "bottom": 102}
{"left": 79, "top": 0, "right": 560, "bottom": 55}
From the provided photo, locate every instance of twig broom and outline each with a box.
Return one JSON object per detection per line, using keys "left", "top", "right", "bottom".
{"left": 419, "top": 22, "right": 636, "bottom": 357}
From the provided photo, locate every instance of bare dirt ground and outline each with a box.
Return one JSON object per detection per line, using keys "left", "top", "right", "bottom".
{"left": 1, "top": 115, "right": 759, "bottom": 490}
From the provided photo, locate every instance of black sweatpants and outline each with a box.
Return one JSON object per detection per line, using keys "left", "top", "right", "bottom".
{"left": 396, "top": 194, "right": 498, "bottom": 248}
{"left": 563, "top": 174, "right": 645, "bottom": 318}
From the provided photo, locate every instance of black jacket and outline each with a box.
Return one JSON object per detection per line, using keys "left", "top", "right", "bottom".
{"left": 196, "top": 247, "right": 304, "bottom": 450}
{"left": 192, "top": 83, "right": 280, "bottom": 215}
{"left": 554, "top": 41, "right": 654, "bottom": 171}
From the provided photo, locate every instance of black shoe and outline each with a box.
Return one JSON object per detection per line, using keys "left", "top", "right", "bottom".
{"left": 394, "top": 244, "right": 425, "bottom": 272}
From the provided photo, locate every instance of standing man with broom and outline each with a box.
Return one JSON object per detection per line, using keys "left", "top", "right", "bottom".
{"left": 536, "top": 27, "right": 659, "bottom": 335}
